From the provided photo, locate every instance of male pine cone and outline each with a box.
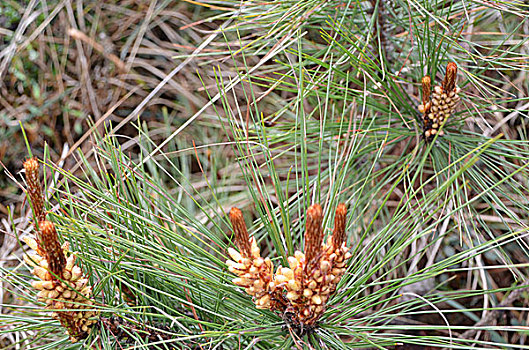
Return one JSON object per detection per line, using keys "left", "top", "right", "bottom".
{"left": 226, "top": 203, "right": 351, "bottom": 329}
{"left": 22, "top": 158, "right": 98, "bottom": 342}
{"left": 419, "top": 62, "right": 461, "bottom": 141}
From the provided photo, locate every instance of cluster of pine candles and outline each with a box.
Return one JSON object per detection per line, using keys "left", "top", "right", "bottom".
{"left": 21, "top": 157, "right": 354, "bottom": 341}
{"left": 22, "top": 158, "right": 98, "bottom": 342}
{"left": 226, "top": 204, "right": 351, "bottom": 335}
{"left": 19, "top": 63, "right": 464, "bottom": 343}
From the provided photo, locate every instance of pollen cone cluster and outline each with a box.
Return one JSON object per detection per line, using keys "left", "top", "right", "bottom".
{"left": 226, "top": 203, "right": 351, "bottom": 329}
{"left": 226, "top": 208, "right": 283, "bottom": 310}
{"left": 22, "top": 158, "right": 98, "bottom": 342}
{"left": 419, "top": 63, "right": 461, "bottom": 141}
